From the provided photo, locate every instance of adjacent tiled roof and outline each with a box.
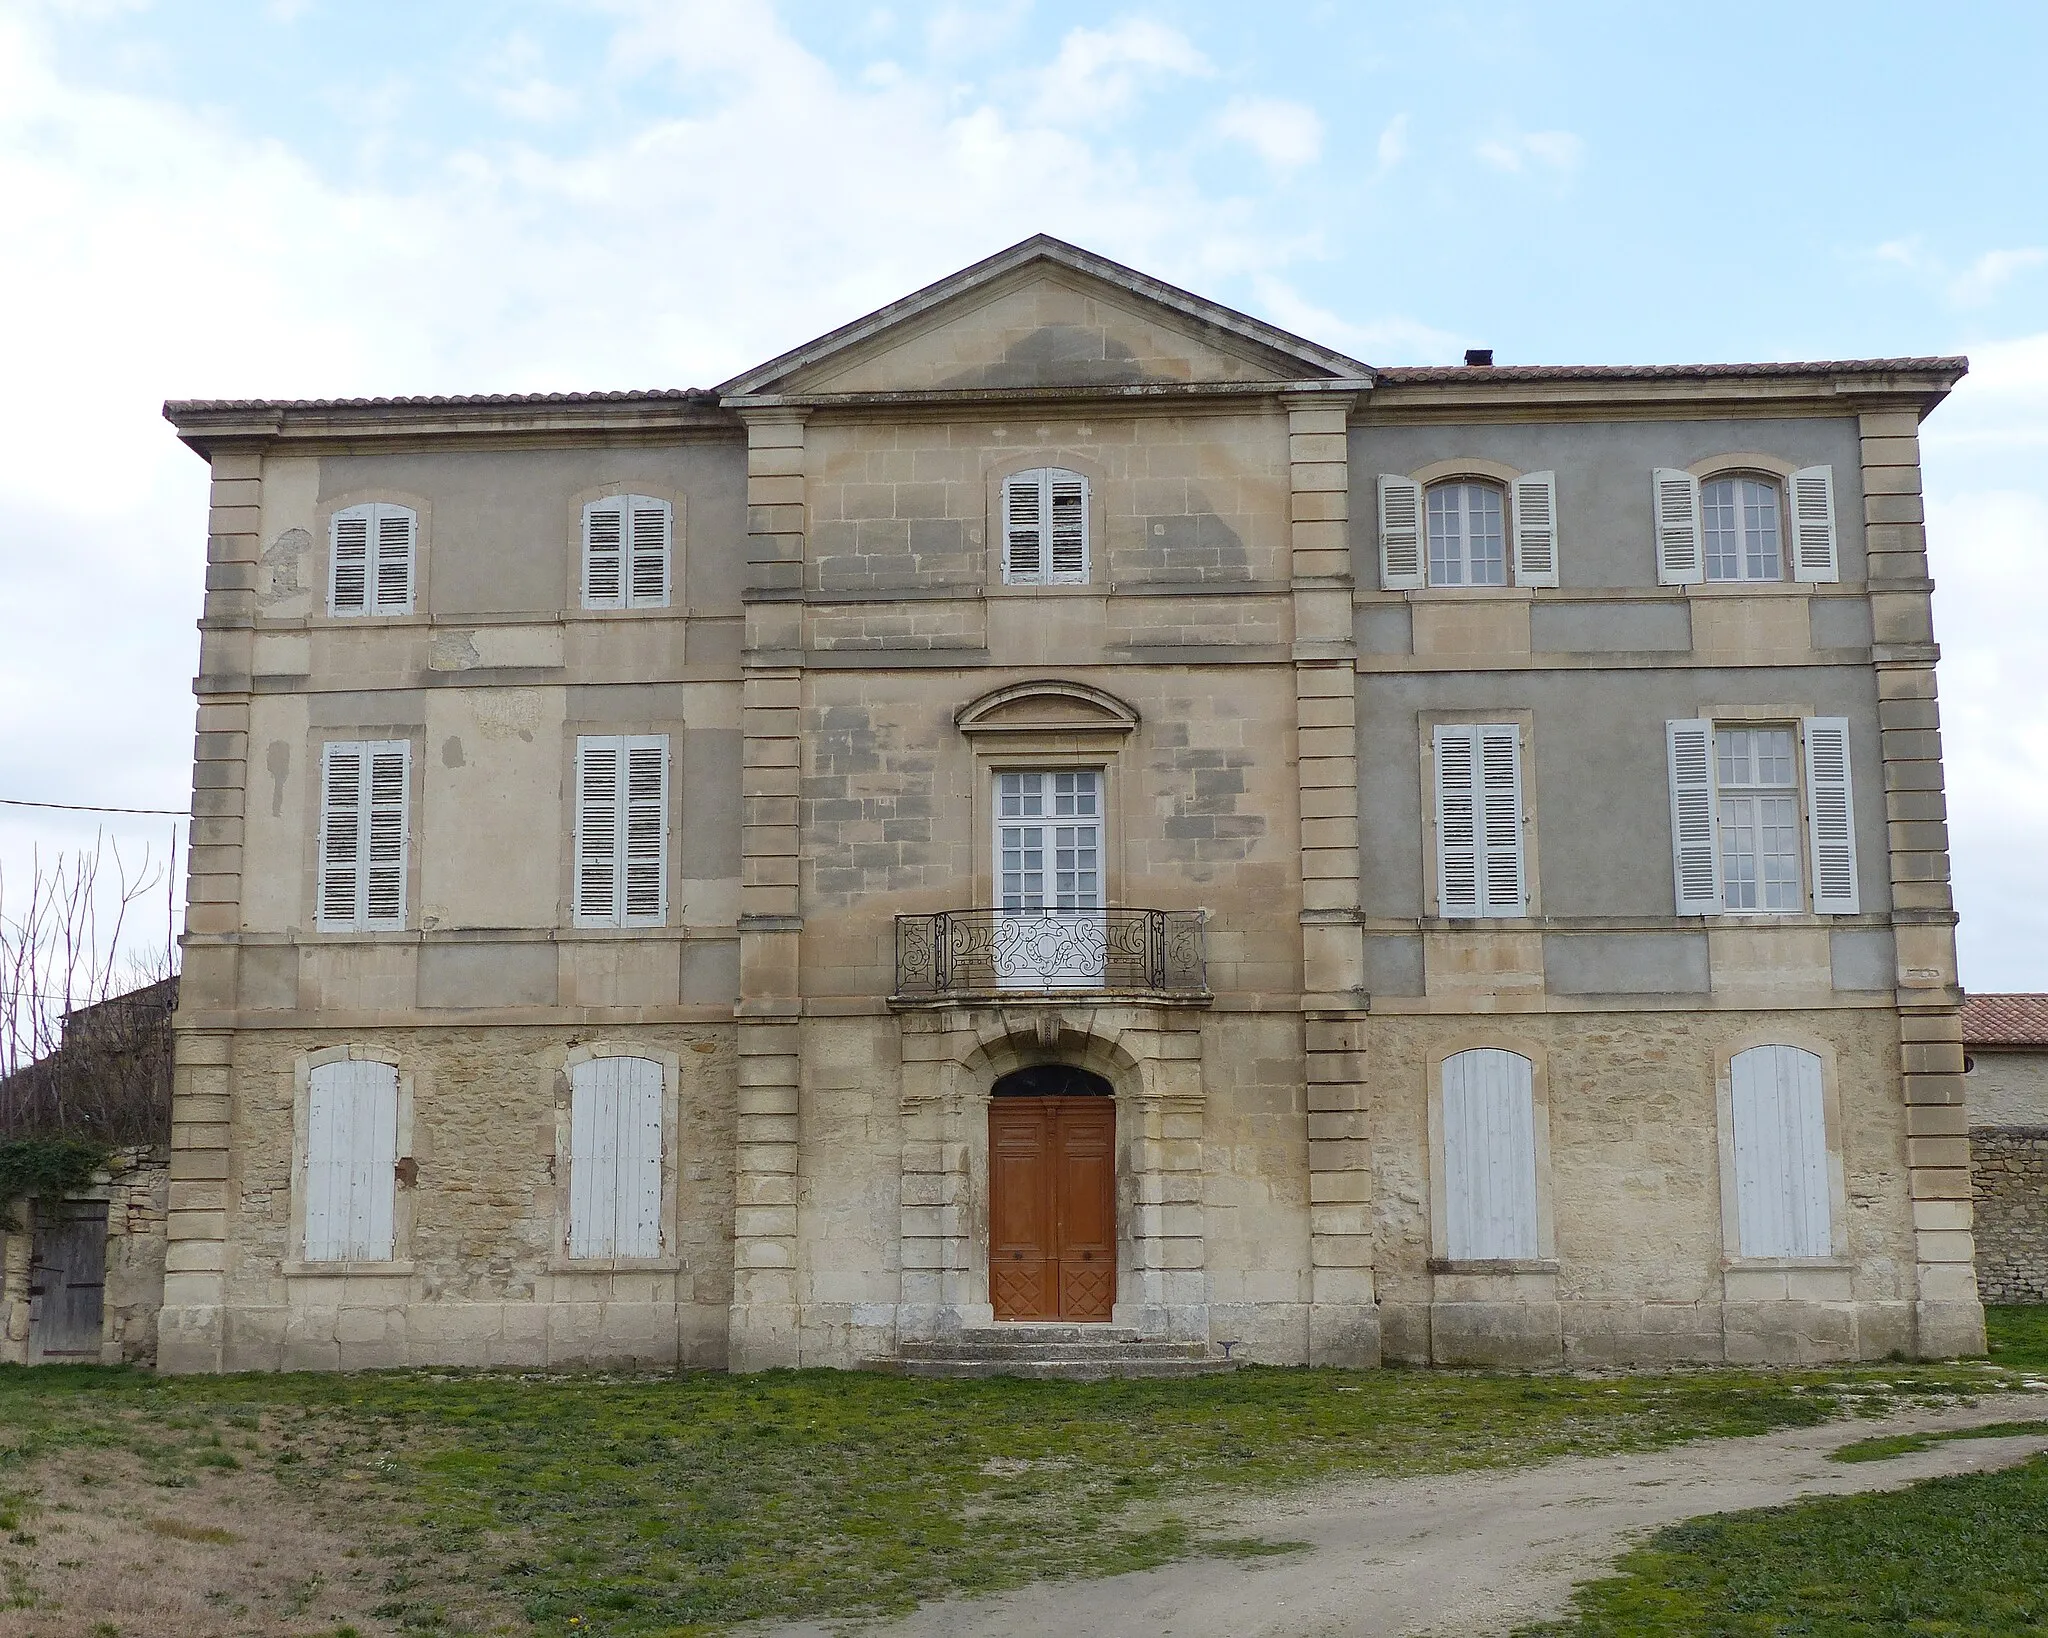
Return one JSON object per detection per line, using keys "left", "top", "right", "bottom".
{"left": 164, "top": 388, "right": 719, "bottom": 414}
{"left": 1374, "top": 357, "right": 1968, "bottom": 385}
{"left": 1963, "top": 994, "right": 2048, "bottom": 1048}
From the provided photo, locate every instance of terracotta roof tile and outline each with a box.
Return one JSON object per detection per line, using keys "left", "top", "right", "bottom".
{"left": 1962, "top": 994, "right": 2048, "bottom": 1048}
{"left": 164, "top": 387, "right": 718, "bottom": 415}
{"left": 1373, "top": 357, "right": 1967, "bottom": 385}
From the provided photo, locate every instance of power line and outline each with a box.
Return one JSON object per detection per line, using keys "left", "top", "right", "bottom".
{"left": 0, "top": 798, "right": 189, "bottom": 817}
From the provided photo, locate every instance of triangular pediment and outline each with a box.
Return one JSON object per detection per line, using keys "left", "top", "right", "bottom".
{"left": 719, "top": 236, "right": 1371, "bottom": 399}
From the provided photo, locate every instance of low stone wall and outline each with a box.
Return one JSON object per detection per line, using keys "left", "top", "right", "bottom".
{"left": 1971, "top": 1126, "right": 2048, "bottom": 1305}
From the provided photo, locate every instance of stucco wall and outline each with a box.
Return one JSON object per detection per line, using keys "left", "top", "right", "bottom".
{"left": 1967, "top": 1049, "right": 2048, "bottom": 1128}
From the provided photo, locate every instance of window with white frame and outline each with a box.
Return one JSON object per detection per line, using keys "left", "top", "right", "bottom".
{"left": 1666, "top": 718, "right": 1858, "bottom": 916}
{"left": 329, "top": 503, "right": 416, "bottom": 616}
{"left": 1728, "top": 1044, "right": 1831, "bottom": 1258}
{"left": 1440, "top": 1048, "right": 1541, "bottom": 1261}
{"left": 1002, "top": 468, "right": 1088, "bottom": 585}
{"left": 317, "top": 741, "right": 410, "bottom": 932}
{"left": 1653, "top": 466, "right": 1838, "bottom": 584}
{"left": 574, "top": 735, "right": 669, "bottom": 927}
{"left": 1378, "top": 472, "right": 1559, "bottom": 589}
{"left": 1433, "top": 723, "right": 1527, "bottom": 918}
{"left": 582, "top": 495, "right": 672, "bottom": 609}
{"left": 997, "top": 771, "right": 1102, "bottom": 911}
{"left": 566, "top": 1056, "right": 664, "bottom": 1260}
{"left": 303, "top": 1058, "right": 399, "bottom": 1263}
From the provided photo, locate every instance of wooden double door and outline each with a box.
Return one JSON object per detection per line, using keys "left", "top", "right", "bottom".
{"left": 989, "top": 1095, "right": 1116, "bottom": 1322}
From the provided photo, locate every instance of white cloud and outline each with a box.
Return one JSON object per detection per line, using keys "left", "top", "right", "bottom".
{"left": 1375, "top": 112, "right": 1409, "bottom": 175}
{"left": 1870, "top": 238, "right": 2048, "bottom": 310}
{"left": 1249, "top": 276, "right": 1463, "bottom": 365}
{"left": 1026, "top": 18, "right": 1212, "bottom": 123}
{"left": 1215, "top": 94, "right": 1322, "bottom": 170}
{"left": 476, "top": 31, "right": 580, "bottom": 122}
{"left": 1476, "top": 126, "right": 1584, "bottom": 174}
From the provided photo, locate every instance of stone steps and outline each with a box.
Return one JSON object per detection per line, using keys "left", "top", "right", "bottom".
{"left": 871, "top": 1324, "right": 1238, "bottom": 1381}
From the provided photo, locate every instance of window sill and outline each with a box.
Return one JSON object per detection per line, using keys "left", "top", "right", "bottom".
{"left": 1722, "top": 1257, "right": 1851, "bottom": 1272}
{"left": 548, "top": 1257, "right": 683, "bottom": 1275}
{"left": 283, "top": 1259, "right": 415, "bottom": 1279}
{"left": 1684, "top": 581, "right": 1809, "bottom": 597}
{"left": 985, "top": 583, "right": 1102, "bottom": 597}
{"left": 1405, "top": 584, "right": 1534, "bottom": 602}
{"left": 1429, "top": 1258, "right": 1559, "bottom": 1275}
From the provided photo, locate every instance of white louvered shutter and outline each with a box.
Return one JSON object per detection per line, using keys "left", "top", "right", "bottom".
{"left": 1666, "top": 719, "right": 1722, "bottom": 915}
{"left": 1436, "top": 725, "right": 1525, "bottom": 918}
{"left": 1653, "top": 469, "right": 1703, "bottom": 585}
{"left": 568, "top": 1057, "right": 664, "bottom": 1259}
{"left": 628, "top": 498, "right": 672, "bottom": 607}
{"left": 575, "top": 735, "right": 668, "bottom": 926}
{"left": 575, "top": 737, "right": 622, "bottom": 924}
{"left": 317, "top": 743, "right": 364, "bottom": 930}
{"left": 1003, "top": 472, "right": 1044, "bottom": 583}
{"left": 1730, "top": 1045, "right": 1831, "bottom": 1258}
{"left": 1788, "top": 467, "right": 1840, "bottom": 583}
{"left": 372, "top": 507, "right": 415, "bottom": 614}
{"left": 304, "top": 1059, "right": 398, "bottom": 1263}
{"left": 363, "top": 743, "right": 410, "bottom": 929}
{"left": 1378, "top": 475, "right": 1425, "bottom": 590}
{"left": 1048, "top": 473, "right": 1088, "bottom": 583}
{"left": 1435, "top": 726, "right": 1480, "bottom": 916}
{"left": 622, "top": 736, "right": 669, "bottom": 925}
{"left": 1441, "top": 1048, "right": 1541, "bottom": 1261}
{"left": 331, "top": 509, "right": 370, "bottom": 614}
{"left": 584, "top": 500, "right": 625, "bottom": 607}
{"left": 1511, "top": 471, "right": 1559, "bottom": 586}
{"left": 1802, "top": 717, "right": 1860, "bottom": 914}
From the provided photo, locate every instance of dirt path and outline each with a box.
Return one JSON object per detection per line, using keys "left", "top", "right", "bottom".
{"left": 768, "top": 1392, "right": 2048, "bottom": 1638}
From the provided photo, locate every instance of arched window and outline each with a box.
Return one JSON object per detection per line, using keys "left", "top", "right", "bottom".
{"left": 1002, "top": 468, "right": 1089, "bottom": 585}
{"left": 1440, "top": 1048, "right": 1540, "bottom": 1259}
{"left": 1728, "top": 1045, "right": 1831, "bottom": 1258}
{"left": 566, "top": 1056, "right": 664, "bottom": 1259}
{"left": 1425, "top": 480, "right": 1508, "bottom": 587}
{"left": 303, "top": 1059, "right": 399, "bottom": 1262}
{"left": 1701, "top": 475, "right": 1784, "bottom": 582}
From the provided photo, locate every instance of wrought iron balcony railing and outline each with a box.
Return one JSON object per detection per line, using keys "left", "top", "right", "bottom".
{"left": 893, "top": 907, "right": 1208, "bottom": 998}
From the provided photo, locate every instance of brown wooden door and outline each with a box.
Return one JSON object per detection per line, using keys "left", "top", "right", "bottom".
{"left": 989, "top": 1096, "right": 1116, "bottom": 1322}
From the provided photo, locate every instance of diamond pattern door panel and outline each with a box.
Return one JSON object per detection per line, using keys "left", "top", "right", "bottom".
{"left": 989, "top": 1095, "right": 1116, "bottom": 1323}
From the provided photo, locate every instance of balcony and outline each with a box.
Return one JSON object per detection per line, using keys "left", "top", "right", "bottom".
{"left": 892, "top": 908, "right": 1208, "bottom": 1002}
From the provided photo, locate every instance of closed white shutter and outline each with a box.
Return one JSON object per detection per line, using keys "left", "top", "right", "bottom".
{"left": 317, "top": 740, "right": 409, "bottom": 931}
{"left": 575, "top": 735, "right": 668, "bottom": 926}
{"left": 372, "top": 507, "right": 415, "bottom": 614}
{"left": 1730, "top": 1045, "right": 1831, "bottom": 1258}
{"left": 622, "top": 736, "right": 669, "bottom": 925}
{"left": 584, "top": 501, "right": 625, "bottom": 608}
{"left": 568, "top": 1057, "right": 663, "bottom": 1259}
{"left": 1510, "top": 471, "right": 1559, "bottom": 586}
{"left": 628, "top": 498, "right": 672, "bottom": 607}
{"left": 1436, "top": 724, "right": 1524, "bottom": 919}
{"left": 1003, "top": 472, "right": 1044, "bottom": 583}
{"left": 304, "top": 1059, "right": 398, "bottom": 1263}
{"left": 317, "top": 743, "right": 364, "bottom": 930}
{"left": 1802, "top": 717, "right": 1859, "bottom": 914}
{"left": 1666, "top": 719, "right": 1721, "bottom": 915}
{"left": 1378, "top": 475, "right": 1425, "bottom": 590}
{"left": 1788, "top": 466, "right": 1840, "bottom": 583}
{"left": 1048, "top": 473, "right": 1088, "bottom": 583}
{"left": 1653, "top": 469, "right": 1703, "bottom": 585}
{"left": 1441, "top": 1048, "right": 1540, "bottom": 1260}
{"left": 331, "top": 509, "right": 370, "bottom": 614}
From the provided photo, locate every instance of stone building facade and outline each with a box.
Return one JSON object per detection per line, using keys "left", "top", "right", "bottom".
{"left": 1964, "top": 994, "right": 2048, "bottom": 1304}
{"left": 156, "top": 237, "right": 1984, "bottom": 1373}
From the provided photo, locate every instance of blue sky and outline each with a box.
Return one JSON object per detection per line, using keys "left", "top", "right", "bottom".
{"left": 1, "top": 0, "right": 2044, "bottom": 986}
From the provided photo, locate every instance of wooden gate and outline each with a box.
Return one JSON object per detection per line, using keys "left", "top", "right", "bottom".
{"left": 27, "top": 1201, "right": 108, "bottom": 1363}
{"left": 989, "top": 1096, "right": 1115, "bottom": 1322}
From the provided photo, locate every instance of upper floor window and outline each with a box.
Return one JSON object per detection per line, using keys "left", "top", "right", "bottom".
{"left": 316, "top": 740, "right": 411, "bottom": 932}
{"left": 1702, "top": 476, "right": 1784, "bottom": 582}
{"left": 997, "top": 770, "right": 1101, "bottom": 911}
{"left": 583, "top": 495, "right": 672, "bottom": 609}
{"left": 330, "top": 502, "right": 415, "bottom": 616}
{"left": 1002, "top": 468, "right": 1088, "bottom": 585}
{"left": 1378, "top": 472, "right": 1558, "bottom": 590}
{"left": 1427, "top": 481, "right": 1508, "bottom": 586}
{"left": 1433, "top": 723, "right": 1528, "bottom": 918}
{"left": 1655, "top": 466, "right": 1838, "bottom": 585}
{"left": 1666, "top": 717, "right": 1859, "bottom": 916}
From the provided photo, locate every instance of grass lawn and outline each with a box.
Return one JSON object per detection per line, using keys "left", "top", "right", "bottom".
{"left": 1519, "top": 1305, "right": 2048, "bottom": 1638}
{"left": 0, "top": 1311, "right": 2042, "bottom": 1637}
